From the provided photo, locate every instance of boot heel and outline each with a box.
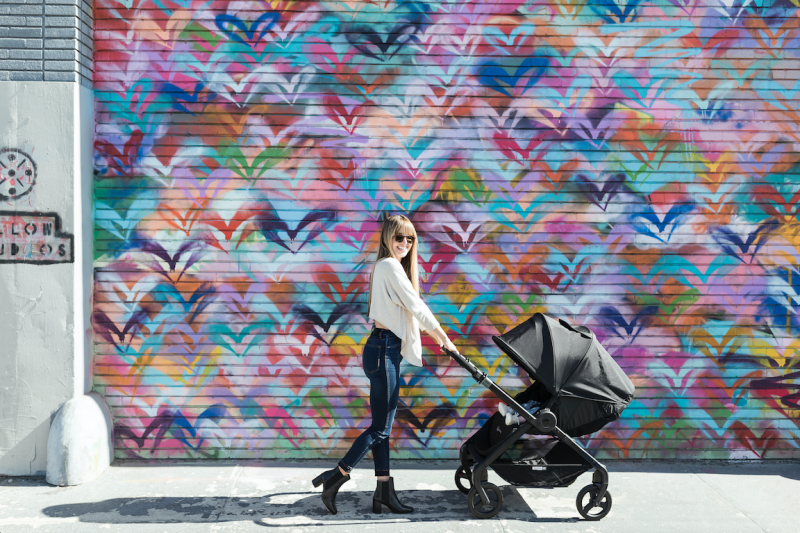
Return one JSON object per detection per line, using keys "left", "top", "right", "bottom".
{"left": 312, "top": 474, "right": 324, "bottom": 488}
{"left": 373, "top": 500, "right": 382, "bottom": 513}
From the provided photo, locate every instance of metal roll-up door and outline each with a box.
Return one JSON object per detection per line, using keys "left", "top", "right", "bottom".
{"left": 93, "top": 0, "right": 800, "bottom": 460}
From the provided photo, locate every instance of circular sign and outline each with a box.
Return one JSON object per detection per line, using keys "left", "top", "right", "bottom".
{"left": 0, "top": 149, "right": 37, "bottom": 200}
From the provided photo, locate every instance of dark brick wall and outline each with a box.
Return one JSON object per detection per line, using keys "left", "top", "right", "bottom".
{"left": 0, "top": 0, "right": 92, "bottom": 86}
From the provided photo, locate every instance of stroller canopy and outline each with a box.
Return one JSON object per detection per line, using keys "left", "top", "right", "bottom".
{"left": 493, "top": 313, "right": 634, "bottom": 404}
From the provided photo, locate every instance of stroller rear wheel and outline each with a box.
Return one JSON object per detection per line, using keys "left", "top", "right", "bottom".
{"left": 455, "top": 466, "right": 471, "bottom": 494}
{"left": 467, "top": 483, "right": 503, "bottom": 519}
{"left": 576, "top": 484, "right": 612, "bottom": 520}
{"left": 455, "top": 465, "right": 488, "bottom": 495}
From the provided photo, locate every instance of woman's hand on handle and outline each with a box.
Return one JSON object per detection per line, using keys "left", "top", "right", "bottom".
{"left": 441, "top": 337, "right": 458, "bottom": 355}
{"left": 429, "top": 326, "right": 458, "bottom": 356}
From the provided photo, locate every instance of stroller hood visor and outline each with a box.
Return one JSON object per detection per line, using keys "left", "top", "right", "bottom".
{"left": 493, "top": 314, "right": 635, "bottom": 403}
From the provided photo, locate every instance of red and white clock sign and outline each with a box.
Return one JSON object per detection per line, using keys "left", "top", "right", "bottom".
{"left": 0, "top": 149, "right": 37, "bottom": 200}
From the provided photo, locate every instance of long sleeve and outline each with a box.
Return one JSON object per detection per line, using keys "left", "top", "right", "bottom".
{"left": 368, "top": 258, "right": 439, "bottom": 367}
{"left": 380, "top": 259, "right": 440, "bottom": 332}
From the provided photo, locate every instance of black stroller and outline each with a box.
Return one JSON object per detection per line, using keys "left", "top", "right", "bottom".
{"left": 446, "top": 313, "right": 635, "bottom": 520}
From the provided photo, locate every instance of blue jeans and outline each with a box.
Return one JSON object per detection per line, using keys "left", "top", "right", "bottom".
{"left": 338, "top": 328, "right": 402, "bottom": 477}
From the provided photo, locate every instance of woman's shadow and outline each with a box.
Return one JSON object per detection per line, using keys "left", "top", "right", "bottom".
{"left": 43, "top": 487, "right": 576, "bottom": 526}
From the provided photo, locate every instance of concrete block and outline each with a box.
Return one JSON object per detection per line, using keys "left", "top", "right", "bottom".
{"left": 45, "top": 59, "right": 73, "bottom": 70}
{"left": 46, "top": 393, "right": 114, "bottom": 486}
{"left": 45, "top": 4, "right": 77, "bottom": 15}
{"left": 0, "top": 15, "right": 27, "bottom": 25}
{"left": 78, "top": 18, "right": 91, "bottom": 34}
{"left": 0, "top": 17, "right": 25, "bottom": 26}
{"left": 45, "top": 16, "right": 75, "bottom": 26}
{"left": 0, "top": 5, "right": 42, "bottom": 13}
{"left": 8, "top": 70, "right": 42, "bottom": 81}
{"left": 4, "top": 5, "right": 44, "bottom": 14}
{"left": 77, "top": 55, "right": 91, "bottom": 70}
{"left": 9, "top": 27, "right": 42, "bottom": 38}
{"left": 45, "top": 27, "right": 77, "bottom": 38}
{"left": 0, "top": 59, "right": 42, "bottom": 69}
{"left": 25, "top": 15, "right": 42, "bottom": 25}
{"left": 77, "top": 61, "right": 91, "bottom": 78}
{"left": 0, "top": 38, "right": 26, "bottom": 48}
{"left": 10, "top": 48, "right": 43, "bottom": 58}
{"left": 44, "top": 48, "right": 75, "bottom": 59}
{"left": 45, "top": 38, "right": 71, "bottom": 48}
{"left": 45, "top": 70, "right": 77, "bottom": 81}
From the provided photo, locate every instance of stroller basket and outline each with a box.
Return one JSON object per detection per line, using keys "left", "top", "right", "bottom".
{"left": 493, "top": 463, "right": 589, "bottom": 488}
{"left": 448, "top": 313, "right": 635, "bottom": 521}
{"left": 461, "top": 413, "right": 592, "bottom": 488}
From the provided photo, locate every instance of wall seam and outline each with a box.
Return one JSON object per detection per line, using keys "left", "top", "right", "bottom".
{"left": 41, "top": 1, "right": 45, "bottom": 80}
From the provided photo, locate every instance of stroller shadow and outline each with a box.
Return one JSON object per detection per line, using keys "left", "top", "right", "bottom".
{"left": 42, "top": 488, "right": 579, "bottom": 526}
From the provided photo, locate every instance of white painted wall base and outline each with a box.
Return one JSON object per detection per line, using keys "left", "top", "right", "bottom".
{"left": 46, "top": 392, "right": 113, "bottom": 486}
{"left": 0, "top": 81, "right": 94, "bottom": 476}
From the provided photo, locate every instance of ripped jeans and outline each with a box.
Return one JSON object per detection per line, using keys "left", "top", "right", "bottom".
{"left": 338, "top": 328, "right": 402, "bottom": 477}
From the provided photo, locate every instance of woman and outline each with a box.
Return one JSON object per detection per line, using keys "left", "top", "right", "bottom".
{"left": 312, "top": 214, "right": 459, "bottom": 515}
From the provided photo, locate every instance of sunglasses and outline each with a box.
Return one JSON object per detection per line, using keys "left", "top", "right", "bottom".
{"left": 394, "top": 234, "right": 416, "bottom": 244}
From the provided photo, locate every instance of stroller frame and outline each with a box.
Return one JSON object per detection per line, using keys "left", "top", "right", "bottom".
{"left": 447, "top": 349, "right": 609, "bottom": 515}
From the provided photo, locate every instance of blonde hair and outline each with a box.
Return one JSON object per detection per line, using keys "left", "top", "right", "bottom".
{"left": 367, "top": 214, "right": 421, "bottom": 316}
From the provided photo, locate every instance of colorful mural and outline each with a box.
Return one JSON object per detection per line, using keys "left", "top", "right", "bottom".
{"left": 93, "top": 0, "right": 800, "bottom": 460}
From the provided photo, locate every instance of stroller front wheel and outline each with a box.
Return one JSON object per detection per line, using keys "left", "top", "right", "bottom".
{"left": 467, "top": 483, "right": 503, "bottom": 519}
{"left": 576, "top": 484, "right": 612, "bottom": 520}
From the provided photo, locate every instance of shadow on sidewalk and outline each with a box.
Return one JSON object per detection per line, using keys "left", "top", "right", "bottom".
{"left": 42, "top": 488, "right": 579, "bottom": 526}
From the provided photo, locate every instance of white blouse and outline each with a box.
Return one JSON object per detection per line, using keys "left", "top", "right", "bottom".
{"left": 368, "top": 257, "right": 440, "bottom": 367}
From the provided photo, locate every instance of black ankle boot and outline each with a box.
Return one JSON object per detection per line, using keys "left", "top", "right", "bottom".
{"left": 373, "top": 477, "right": 413, "bottom": 514}
{"left": 312, "top": 467, "right": 350, "bottom": 514}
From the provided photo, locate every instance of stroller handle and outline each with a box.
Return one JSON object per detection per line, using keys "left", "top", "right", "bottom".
{"left": 444, "top": 348, "right": 558, "bottom": 435}
{"left": 445, "top": 348, "right": 488, "bottom": 384}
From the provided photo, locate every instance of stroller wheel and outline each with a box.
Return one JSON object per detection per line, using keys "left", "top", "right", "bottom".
{"left": 576, "top": 484, "right": 612, "bottom": 521}
{"left": 455, "top": 465, "right": 488, "bottom": 494}
{"left": 455, "top": 466, "right": 472, "bottom": 494}
{"left": 467, "top": 483, "right": 503, "bottom": 519}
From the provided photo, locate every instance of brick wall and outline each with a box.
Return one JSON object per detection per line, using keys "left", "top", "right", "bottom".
{"left": 0, "top": 0, "right": 92, "bottom": 86}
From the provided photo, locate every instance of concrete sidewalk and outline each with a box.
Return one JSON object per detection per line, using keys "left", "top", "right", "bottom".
{"left": 0, "top": 461, "right": 798, "bottom": 533}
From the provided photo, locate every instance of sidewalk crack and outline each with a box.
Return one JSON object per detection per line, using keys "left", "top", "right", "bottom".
{"left": 694, "top": 473, "right": 766, "bottom": 533}
{"left": 494, "top": 487, "right": 510, "bottom": 533}
{"left": 213, "top": 465, "right": 244, "bottom": 523}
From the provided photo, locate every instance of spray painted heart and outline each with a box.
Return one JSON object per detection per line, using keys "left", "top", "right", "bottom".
{"left": 476, "top": 55, "right": 548, "bottom": 97}
{"left": 215, "top": 12, "right": 280, "bottom": 47}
